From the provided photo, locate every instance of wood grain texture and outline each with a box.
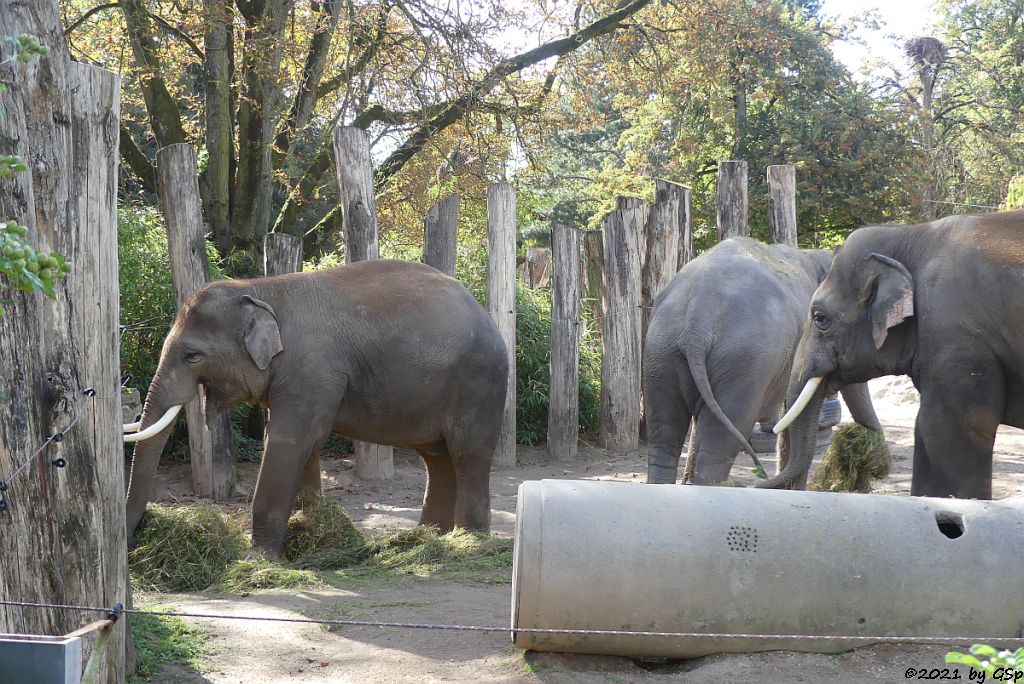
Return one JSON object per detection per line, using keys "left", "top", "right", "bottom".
{"left": 716, "top": 160, "right": 749, "bottom": 240}
{"left": 264, "top": 233, "right": 303, "bottom": 276}
{"left": 422, "top": 194, "right": 460, "bottom": 276}
{"left": 767, "top": 164, "right": 798, "bottom": 247}
{"left": 547, "top": 223, "right": 581, "bottom": 460}
{"left": 486, "top": 182, "right": 517, "bottom": 468}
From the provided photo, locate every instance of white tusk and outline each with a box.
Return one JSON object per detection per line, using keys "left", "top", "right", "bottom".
{"left": 123, "top": 421, "right": 142, "bottom": 433}
{"left": 773, "top": 377, "right": 824, "bottom": 434}
{"left": 123, "top": 404, "right": 183, "bottom": 443}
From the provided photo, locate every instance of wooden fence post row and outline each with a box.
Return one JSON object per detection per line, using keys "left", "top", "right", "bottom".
{"left": 156, "top": 144, "right": 237, "bottom": 499}
{"left": 547, "top": 223, "right": 581, "bottom": 460}
{"left": 332, "top": 126, "right": 394, "bottom": 480}
{"left": 487, "top": 182, "right": 518, "bottom": 468}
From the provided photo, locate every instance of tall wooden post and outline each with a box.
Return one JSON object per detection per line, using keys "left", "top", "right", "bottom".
{"left": 422, "top": 194, "right": 460, "bottom": 276}
{"left": 487, "top": 182, "right": 517, "bottom": 469}
{"left": 767, "top": 164, "right": 798, "bottom": 247}
{"left": 676, "top": 185, "right": 694, "bottom": 271}
{"left": 0, "top": 34, "right": 127, "bottom": 679}
{"left": 547, "top": 223, "right": 581, "bottom": 460}
{"left": 156, "top": 144, "right": 236, "bottom": 499}
{"left": 583, "top": 230, "right": 605, "bottom": 327}
{"left": 264, "top": 233, "right": 303, "bottom": 276}
{"left": 332, "top": 125, "right": 393, "bottom": 479}
{"left": 599, "top": 199, "right": 647, "bottom": 452}
{"left": 643, "top": 180, "right": 682, "bottom": 338}
{"left": 716, "top": 160, "right": 749, "bottom": 240}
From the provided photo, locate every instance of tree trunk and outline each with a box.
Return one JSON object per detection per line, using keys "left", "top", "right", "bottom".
{"left": 422, "top": 194, "right": 460, "bottom": 276}
{"left": 642, "top": 180, "right": 682, "bottom": 341}
{"left": 676, "top": 185, "right": 694, "bottom": 270}
{"left": 156, "top": 144, "right": 236, "bottom": 500}
{"left": 264, "top": 233, "right": 303, "bottom": 277}
{"left": 583, "top": 230, "right": 605, "bottom": 328}
{"left": 767, "top": 164, "right": 797, "bottom": 247}
{"left": 547, "top": 223, "right": 581, "bottom": 461}
{"left": 487, "top": 182, "right": 517, "bottom": 469}
{"left": 331, "top": 126, "right": 393, "bottom": 479}
{"left": 716, "top": 160, "right": 749, "bottom": 241}
{"left": 599, "top": 199, "right": 647, "bottom": 452}
{"left": 0, "top": 13, "right": 126, "bottom": 675}
{"left": 203, "top": 0, "right": 233, "bottom": 255}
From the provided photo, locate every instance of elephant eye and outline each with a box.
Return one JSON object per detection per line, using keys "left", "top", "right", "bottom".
{"left": 812, "top": 311, "right": 831, "bottom": 331}
{"left": 183, "top": 351, "right": 203, "bottom": 364}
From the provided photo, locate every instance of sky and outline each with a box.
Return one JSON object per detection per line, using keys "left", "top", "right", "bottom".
{"left": 820, "top": 0, "right": 942, "bottom": 74}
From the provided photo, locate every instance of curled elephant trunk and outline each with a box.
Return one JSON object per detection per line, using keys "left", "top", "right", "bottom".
{"left": 773, "top": 376, "right": 823, "bottom": 434}
{"left": 123, "top": 404, "right": 183, "bottom": 443}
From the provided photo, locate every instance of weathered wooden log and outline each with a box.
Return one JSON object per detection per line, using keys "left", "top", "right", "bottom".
{"left": 643, "top": 180, "right": 682, "bottom": 339}
{"left": 522, "top": 246, "right": 552, "bottom": 288}
{"left": 548, "top": 223, "right": 581, "bottom": 460}
{"left": 583, "top": 229, "right": 605, "bottom": 327}
{"left": 0, "top": 44, "right": 127, "bottom": 678}
{"left": 676, "top": 185, "right": 694, "bottom": 270}
{"left": 264, "top": 233, "right": 303, "bottom": 276}
{"left": 767, "top": 164, "right": 798, "bottom": 247}
{"left": 157, "top": 144, "right": 237, "bottom": 500}
{"left": 487, "top": 182, "right": 518, "bottom": 468}
{"left": 600, "top": 199, "right": 647, "bottom": 452}
{"left": 332, "top": 125, "right": 393, "bottom": 479}
{"left": 423, "top": 194, "right": 460, "bottom": 276}
{"left": 716, "top": 160, "right": 749, "bottom": 240}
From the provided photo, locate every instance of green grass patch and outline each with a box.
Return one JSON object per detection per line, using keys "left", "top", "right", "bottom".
{"left": 129, "top": 606, "right": 209, "bottom": 683}
{"left": 810, "top": 423, "right": 891, "bottom": 493}
{"left": 130, "top": 496, "right": 514, "bottom": 593}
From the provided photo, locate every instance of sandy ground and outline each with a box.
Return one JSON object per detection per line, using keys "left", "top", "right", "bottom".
{"left": 142, "top": 376, "right": 1024, "bottom": 683}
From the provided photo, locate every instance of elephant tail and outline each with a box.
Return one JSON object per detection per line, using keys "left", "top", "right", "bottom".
{"left": 681, "top": 340, "right": 759, "bottom": 460}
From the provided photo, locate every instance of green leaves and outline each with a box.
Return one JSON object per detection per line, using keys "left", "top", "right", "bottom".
{"left": 946, "top": 644, "right": 1024, "bottom": 676}
{"left": 0, "top": 220, "right": 71, "bottom": 312}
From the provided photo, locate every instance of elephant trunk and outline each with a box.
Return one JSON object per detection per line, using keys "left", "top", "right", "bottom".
{"left": 756, "top": 377, "right": 827, "bottom": 490}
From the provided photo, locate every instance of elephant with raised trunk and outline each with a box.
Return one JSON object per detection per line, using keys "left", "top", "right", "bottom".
{"left": 644, "top": 238, "right": 883, "bottom": 486}
{"left": 764, "top": 210, "right": 1024, "bottom": 498}
{"left": 123, "top": 260, "right": 508, "bottom": 555}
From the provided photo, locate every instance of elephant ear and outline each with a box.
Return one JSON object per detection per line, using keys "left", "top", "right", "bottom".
{"left": 241, "top": 295, "right": 283, "bottom": 370}
{"left": 861, "top": 253, "right": 914, "bottom": 349}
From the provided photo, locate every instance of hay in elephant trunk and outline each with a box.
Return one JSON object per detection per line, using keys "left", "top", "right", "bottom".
{"left": 810, "top": 423, "right": 891, "bottom": 493}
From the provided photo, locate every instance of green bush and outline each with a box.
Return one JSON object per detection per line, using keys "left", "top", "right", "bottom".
{"left": 516, "top": 283, "right": 602, "bottom": 445}
{"left": 947, "top": 645, "right": 1024, "bottom": 678}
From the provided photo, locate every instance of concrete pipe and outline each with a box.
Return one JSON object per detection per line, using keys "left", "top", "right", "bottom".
{"left": 511, "top": 480, "right": 1024, "bottom": 659}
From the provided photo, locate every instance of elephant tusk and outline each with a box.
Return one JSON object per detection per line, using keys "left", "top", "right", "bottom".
{"left": 773, "top": 377, "right": 824, "bottom": 434}
{"left": 123, "top": 404, "right": 183, "bottom": 443}
{"left": 123, "top": 421, "right": 142, "bottom": 433}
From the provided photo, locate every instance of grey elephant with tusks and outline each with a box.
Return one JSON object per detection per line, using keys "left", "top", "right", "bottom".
{"left": 123, "top": 260, "right": 508, "bottom": 556}
{"left": 763, "top": 210, "right": 1024, "bottom": 498}
{"left": 644, "top": 238, "right": 884, "bottom": 486}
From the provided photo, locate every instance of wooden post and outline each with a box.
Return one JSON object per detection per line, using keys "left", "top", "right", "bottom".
{"left": 547, "top": 223, "right": 581, "bottom": 460}
{"left": 156, "top": 144, "right": 236, "bottom": 500}
{"left": 643, "top": 180, "right": 682, "bottom": 339}
{"left": 583, "top": 230, "right": 605, "bottom": 327}
{"left": 264, "top": 233, "right": 303, "bottom": 276}
{"left": 0, "top": 43, "right": 127, "bottom": 678}
{"left": 716, "top": 160, "right": 749, "bottom": 240}
{"left": 599, "top": 199, "right": 647, "bottom": 452}
{"left": 767, "top": 164, "right": 798, "bottom": 247}
{"left": 487, "top": 182, "right": 517, "bottom": 469}
{"left": 676, "top": 185, "right": 694, "bottom": 271}
{"left": 522, "top": 247, "right": 552, "bottom": 288}
{"left": 422, "top": 194, "right": 460, "bottom": 276}
{"left": 332, "top": 125, "right": 393, "bottom": 479}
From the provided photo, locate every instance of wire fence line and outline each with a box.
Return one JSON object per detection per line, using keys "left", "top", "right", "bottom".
{"left": 1, "top": 599, "right": 1021, "bottom": 645}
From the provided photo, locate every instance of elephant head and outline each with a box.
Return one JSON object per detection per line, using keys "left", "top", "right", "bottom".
{"left": 123, "top": 283, "right": 283, "bottom": 541}
{"left": 759, "top": 229, "right": 912, "bottom": 489}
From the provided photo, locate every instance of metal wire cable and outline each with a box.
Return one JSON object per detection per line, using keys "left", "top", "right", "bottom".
{"left": 1, "top": 599, "right": 1021, "bottom": 644}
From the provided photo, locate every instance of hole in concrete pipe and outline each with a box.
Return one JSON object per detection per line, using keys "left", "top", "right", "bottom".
{"left": 935, "top": 511, "right": 964, "bottom": 539}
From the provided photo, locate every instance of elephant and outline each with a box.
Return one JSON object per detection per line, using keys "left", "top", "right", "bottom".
{"left": 644, "top": 237, "right": 883, "bottom": 485}
{"left": 122, "top": 260, "right": 508, "bottom": 555}
{"left": 762, "top": 210, "right": 1024, "bottom": 498}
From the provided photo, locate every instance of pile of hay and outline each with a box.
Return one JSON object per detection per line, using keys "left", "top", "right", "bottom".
{"left": 810, "top": 423, "right": 891, "bottom": 493}
{"left": 130, "top": 495, "right": 513, "bottom": 593}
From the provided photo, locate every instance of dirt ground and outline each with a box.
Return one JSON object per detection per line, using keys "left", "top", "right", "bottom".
{"left": 144, "top": 376, "right": 1024, "bottom": 683}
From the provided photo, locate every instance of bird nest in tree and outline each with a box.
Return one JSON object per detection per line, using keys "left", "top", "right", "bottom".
{"left": 905, "top": 36, "right": 947, "bottom": 65}
{"left": 810, "top": 423, "right": 891, "bottom": 493}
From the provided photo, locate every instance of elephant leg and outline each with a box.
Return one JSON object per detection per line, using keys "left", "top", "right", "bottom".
{"left": 912, "top": 369, "right": 1000, "bottom": 499}
{"left": 252, "top": 410, "right": 332, "bottom": 556}
{"left": 416, "top": 442, "right": 458, "bottom": 532}
{"left": 296, "top": 446, "right": 324, "bottom": 507}
{"left": 645, "top": 367, "right": 692, "bottom": 484}
{"left": 447, "top": 431, "right": 494, "bottom": 532}
{"left": 690, "top": 389, "right": 762, "bottom": 485}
